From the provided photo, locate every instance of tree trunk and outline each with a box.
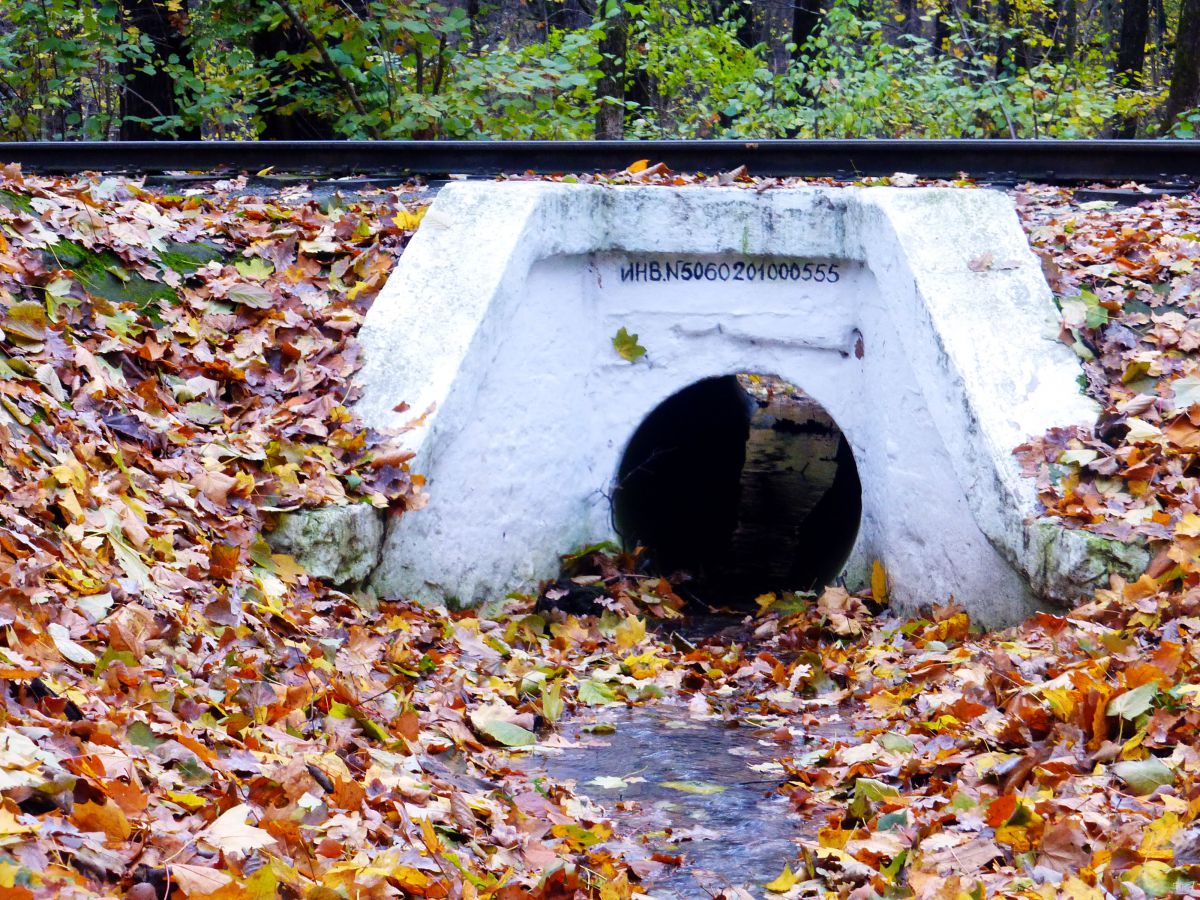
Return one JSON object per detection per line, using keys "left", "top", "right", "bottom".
{"left": 933, "top": 0, "right": 952, "bottom": 54}
{"left": 790, "top": 0, "right": 827, "bottom": 57}
{"left": 595, "top": 0, "right": 628, "bottom": 139}
{"left": 467, "top": 0, "right": 483, "bottom": 51}
{"left": 119, "top": 0, "right": 199, "bottom": 139}
{"left": 1118, "top": 0, "right": 1150, "bottom": 83}
{"left": 1064, "top": 0, "right": 1078, "bottom": 60}
{"left": 1165, "top": 0, "right": 1200, "bottom": 125}
{"left": 1151, "top": 0, "right": 1166, "bottom": 87}
{"left": 898, "top": 0, "right": 920, "bottom": 37}
{"left": 995, "top": 0, "right": 1012, "bottom": 75}
{"left": 1114, "top": 0, "right": 1150, "bottom": 135}
{"left": 251, "top": 21, "right": 337, "bottom": 139}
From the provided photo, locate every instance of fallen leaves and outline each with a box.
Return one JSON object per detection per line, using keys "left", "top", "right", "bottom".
{"left": 6, "top": 165, "right": 1200, "bottom": 899}
{"left": 0, "top": 167, "right": 659, "bottom": 899}
{"left": 197, "top": 804, "right": 276, "bottom": 854}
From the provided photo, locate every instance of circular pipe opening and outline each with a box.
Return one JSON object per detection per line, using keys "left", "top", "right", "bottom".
{"left": 612, "top": 374, "right": 861, "bottom": 605}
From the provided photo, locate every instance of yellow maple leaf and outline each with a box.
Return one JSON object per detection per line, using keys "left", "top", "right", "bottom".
{"left": 764, "top": 863, "right": 801, "bottom": 893}
{"left": 0, "top": 807, "right": 36, "bottom": 838}
{"left": 392, "top": 206, "right": 427, "bottom": 231}
{"left": 599, "top": 872, "right": 634, "bottom": 900}
{"left": 1139, "top": 812, "right": 1182, "bottom": 860}
{"left": 614, "top": 615, "right": 647, "bottom": 652}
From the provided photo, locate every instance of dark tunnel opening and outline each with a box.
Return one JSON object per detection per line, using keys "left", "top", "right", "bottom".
{"left": 612, "top": 374, "right": 862, "bottom": 606}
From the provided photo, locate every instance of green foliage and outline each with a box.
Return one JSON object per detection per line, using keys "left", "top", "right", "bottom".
{"left": 624, "top": 1, "right": 768, "bottom": 137}
{"left": 692, "top": 0, "right": 1151, "bottom": 139}
{"left": 0, "top": 0, "right": 141, "bottom": 138}
{"left": 1170, "top": 107, "right": 1200, "bottom": 137}
{"left": 0, "top": 0, "right": 1183, "bottom": 140}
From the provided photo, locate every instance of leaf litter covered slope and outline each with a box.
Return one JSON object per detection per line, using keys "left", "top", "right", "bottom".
{"left": 2, "top": 164, "right": 1200, "bottom": 900}
{"left": 0, "top": 166, "right": 668, "bottom": 899}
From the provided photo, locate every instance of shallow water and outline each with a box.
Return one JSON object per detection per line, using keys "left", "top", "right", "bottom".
{"left": 526, "top": 701, "right": 845, "bottom": 898}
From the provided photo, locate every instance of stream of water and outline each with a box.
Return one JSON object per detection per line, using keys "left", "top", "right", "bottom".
{"left": 525, "top": 699, "right": 848, "bottom": 898}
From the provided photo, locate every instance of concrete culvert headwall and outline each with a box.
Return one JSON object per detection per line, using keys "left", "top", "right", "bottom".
{"left": 613, "top": 374, "right": 861, "bottom": 604}
{"left": 319, "top": 180, "right": 1156, "bottom": 629}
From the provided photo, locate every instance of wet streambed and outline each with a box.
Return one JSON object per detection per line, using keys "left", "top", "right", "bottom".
{"left": 523, "top": 701, "right": 849, "bottom": 898}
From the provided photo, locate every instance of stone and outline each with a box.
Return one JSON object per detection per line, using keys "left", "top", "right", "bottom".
{"left": 352, "top": 181, "right": 1134, "bottom": 628}
{"left": 265, "top": 504, "right": 384, "bottom": 586}
{"left": 1025, "top": 519, "right": 1151, "bottom": 604}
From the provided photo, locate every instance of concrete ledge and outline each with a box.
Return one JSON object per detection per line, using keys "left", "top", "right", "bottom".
{"left": 265, "top": 505, "right": 384, "bottom": 586}
{"left": 1025, "top": 519, "right": 1151, "bottom": 604}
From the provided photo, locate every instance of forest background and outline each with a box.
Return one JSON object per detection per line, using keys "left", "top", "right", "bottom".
{"left": 0, "top": 0, "right": 1198, "bottom": 145}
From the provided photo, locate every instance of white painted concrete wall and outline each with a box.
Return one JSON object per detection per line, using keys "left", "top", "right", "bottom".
{"left": 354, "top": 182, "right": 1101, "bottom": 628}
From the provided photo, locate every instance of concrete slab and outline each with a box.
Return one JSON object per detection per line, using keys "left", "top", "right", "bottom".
{"left": 353, "top": 182, "right": 1119, "bottom": 627}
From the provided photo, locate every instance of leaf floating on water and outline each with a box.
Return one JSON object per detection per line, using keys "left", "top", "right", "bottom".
{"left": 660, "top": 780, "right": 726, "bottom": 795}
{"left": 587, "top": 775, "right": 630, "bottom": 790}
{"left": 477, "top": 719, "right": 537, "bottom": 747}
{"left": 578, "top": 680, "right": 619, "bottom": 706}
{"left": 764, "top": 863, "right": 802, "bottom": 893}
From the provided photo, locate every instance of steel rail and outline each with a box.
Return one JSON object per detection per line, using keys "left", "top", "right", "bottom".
{"left": 2, "top": 139, "right": 1200, "bottom": 184}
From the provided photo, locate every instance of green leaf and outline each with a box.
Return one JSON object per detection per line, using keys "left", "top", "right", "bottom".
{"left": 879, "top": 732, "right": 914, "bottom": 753}
{"left": 127, "top": 721, "right": 164, "bottom": 749}
{"left": 183, "top": 402, "right": 225, "bottom": 425}
{"left": 1112, "top": 757, "right": 1174, "bottom": 795}
{"left": 1169, "top": 375, "right": 1200, "bottom": 412}
{"left": 854, "top": 777, "right": 900, "bottom": 801}
{"left": 1107, "top": 682, "right": 1158, "bottom": 720}
{"left": 578, "top": 680, "right": 618, "bottom": 706}
{"left": 1135, "top": 860, "right": 1191, "bottom": 897}
{"left": 850, "top": 777, "right": 899, "bottom": 819}
{"left": 234, "top": 257, "right": 275, "bottom": 280}
{"left": 541, "top": 681, "right": 564, "bottom": 723}
{"left": 661, "top": 780, "right": 725, "bottom": 795}
{"left": 612, "top": 326, "right": 646, "bottom": 362}
{"left": 476, "top": 719, "right": 537, "bottom": 747}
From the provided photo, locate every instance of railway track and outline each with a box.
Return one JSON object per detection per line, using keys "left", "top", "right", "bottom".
{"left": 2, "top": 139, "right": 1200, "bottom": 187}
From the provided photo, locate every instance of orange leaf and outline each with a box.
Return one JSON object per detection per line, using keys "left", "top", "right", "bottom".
{"left": 209, "top": 543, "right": 240, "bottom": 581}
{"left": 72, "top": 799, "right": 132, "bottom": 842}
{"left": 871, "top": 560, "right": 888, "bottom": 601}
{"left": 986, "top": 794, "right": 1017, "bottom": 828}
